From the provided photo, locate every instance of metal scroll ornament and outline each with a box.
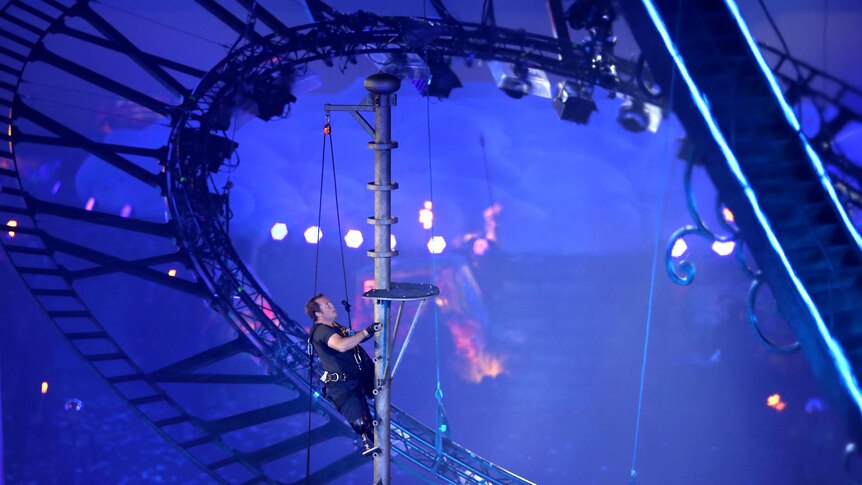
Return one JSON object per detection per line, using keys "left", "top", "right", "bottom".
{"left": 666, "top": 159, "right": 799, "bottom": 353}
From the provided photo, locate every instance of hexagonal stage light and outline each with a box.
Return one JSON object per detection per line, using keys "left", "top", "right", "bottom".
{"left": 427, "top": 236, "right": 446, "bottom": 254}
{"left": 270, "top": 222, "right": 288, "bottom": 241}
{"left": 304, "top": 226, "right": 322, "bottom": 244}
{"left": 344, "top": 229, "right": 363, "bottom": 248}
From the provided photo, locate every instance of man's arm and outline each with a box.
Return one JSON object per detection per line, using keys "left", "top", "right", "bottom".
{"left": 326, "top": 328, "right": 372, "bottom": 353}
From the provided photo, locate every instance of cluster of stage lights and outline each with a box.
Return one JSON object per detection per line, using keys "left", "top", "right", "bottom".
{"left": 267, "top": 201, "right": 448, "bottom": 254}
{"left": 670, "top": 208, "right": 737, "bottom": 258}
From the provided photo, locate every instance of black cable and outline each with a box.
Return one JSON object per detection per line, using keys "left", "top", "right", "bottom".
{"left": 481, "top": 0, "right": 496, "bottom": 27}
{"left": 305, "top": 118, "right": 328, "bottom": 484}
{"left": 756, "top": 0, "right": 806, "bottom": 123}
{"left": 93, "top": 0, "right": 230, "bottom": 48}
{"left": 328, "top": 124, "right": 354, "bottom": 329}
{"left": 478, "top": 134, "right": 495, "bottom": 209}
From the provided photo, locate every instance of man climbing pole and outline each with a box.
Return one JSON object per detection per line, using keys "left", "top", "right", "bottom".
{"left": 306, "top": 293, "right": 380, "bottom": 456}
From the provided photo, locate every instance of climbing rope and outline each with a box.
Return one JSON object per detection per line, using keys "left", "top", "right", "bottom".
{"left": 628, "top": 3, "right": 680, "bottom": 482}
{"left": 305, "top": 111, "right": 355, "bottom": 483}
{"left": 418, "top": 0, "right": 450, "bottom": 464}
{"left": 423, "top": 72, "right": 450, "bottom": 470}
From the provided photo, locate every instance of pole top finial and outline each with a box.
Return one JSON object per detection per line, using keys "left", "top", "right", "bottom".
{"left": 365, "top": 73, "right": 401, "bottom": 94}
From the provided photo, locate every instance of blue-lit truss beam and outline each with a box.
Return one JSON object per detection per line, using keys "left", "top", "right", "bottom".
{"left": 617, "top": 0, "right": 862, "bottom": 439}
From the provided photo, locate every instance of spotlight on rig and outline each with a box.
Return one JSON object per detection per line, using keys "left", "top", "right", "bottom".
{"left": 381, "top": 52, "right": 429, "bottom": 82}
{"left": 179, "top": 128, "right": 238, "bottom": 173}
{"left": 381, "top": 52, "right": 461, "bottom": 99}
{"left": 423, "top": 55, "right": 462, "bottom": 98}
{"left": 488, "top": 61, "right": 551, "bottom": 99}
{"left": 553, "top": 80, "right": 597, "bottom": 124}
{"left": 617, "top": 97, "right": 662, "bottom": 133}
{"left": 250, "top": 66, "right": 297, "bottom": 121}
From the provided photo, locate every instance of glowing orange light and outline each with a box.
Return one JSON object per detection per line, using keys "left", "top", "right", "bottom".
{"left": 767, "top": 393, "right": 786, "bottom": 412}
{"left": 419, "top": 201, "right": 434, "bottom": 229}
{"left": 466, "top": 352, "right": 507, "bottom": 383}
{"left": 448, "top": 319, "right": 507, "bottom": 383}
{"left": 722, "top": 207, "right": 735, "bottom": 223}
{"left": 6, "top": 219, "right": 18, "bottom": 237}
{"left": 41, "top": 381, "right": 48, "bottom": 394}
{"left": 167, "top": 269, "right": 177, "bottom": 277}
{"left": 363, "top": 279, "right": 375, "bottom": 294}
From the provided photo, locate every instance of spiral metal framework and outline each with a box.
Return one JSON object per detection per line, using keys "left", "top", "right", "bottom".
{"left": 2, "top": 0, "right": 862, "bottom": 483}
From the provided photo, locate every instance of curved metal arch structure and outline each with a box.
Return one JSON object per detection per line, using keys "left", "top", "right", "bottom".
{"left": 0, "top": 0, "right": 653, "bottom": 483}
{"left": 4, "top": 0, "right": 862, "bottom": 482}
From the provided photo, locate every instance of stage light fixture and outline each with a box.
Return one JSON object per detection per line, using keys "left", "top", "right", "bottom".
{"left": 179, "top": 128, "right": 238, "bottom": 173}
{"left": 381, "top": 52, "right": 430, "bottom": 81}
{"left": 120, "top": 204, "right": 132, "bottom": 218}
{"left": 270, "top": 222, "right": 288, "bottom": 241}
{"left": 344, "top": 229, "right": 364, "bottom": 248}
{"left": 381, "top": 52, "right": 461, "bottom": 99}
{"left": 617, "top": 99, "right": 648, "bottom": 133}
{"left": 304, "top": 226, "right": 322, "bottom": 244}
{"left": 249, "top": 66, "right": 297, "bottom": 121}
{"left": 424, "top": 55, "right": 462, "bottom": 98}
{"left": 85, "top": 197, "right": 95, "bottom": 211}
{"left": 617, "top": 98, "right": 662, "bottom": 133}
{"left": 488, "top": 61, "right": 551, "bottom": 99}
{"left": 553, "top": 80, "right": 597, "bottom": 124}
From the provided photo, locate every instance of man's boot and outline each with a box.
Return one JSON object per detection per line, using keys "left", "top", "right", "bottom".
{"left": 360, "top": 433, "right": 380, "bottom": 457}
{"left": 351, "top": 417, "right": 380, "bottom": 456}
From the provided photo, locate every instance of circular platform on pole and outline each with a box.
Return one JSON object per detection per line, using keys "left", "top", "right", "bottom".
{"left": 362, "top": 282, "right": 440, "bottom": 301}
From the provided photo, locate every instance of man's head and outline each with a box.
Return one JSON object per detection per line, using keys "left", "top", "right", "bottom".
{"left": 305, "top": 293, "right": 337, "bottom": 323}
